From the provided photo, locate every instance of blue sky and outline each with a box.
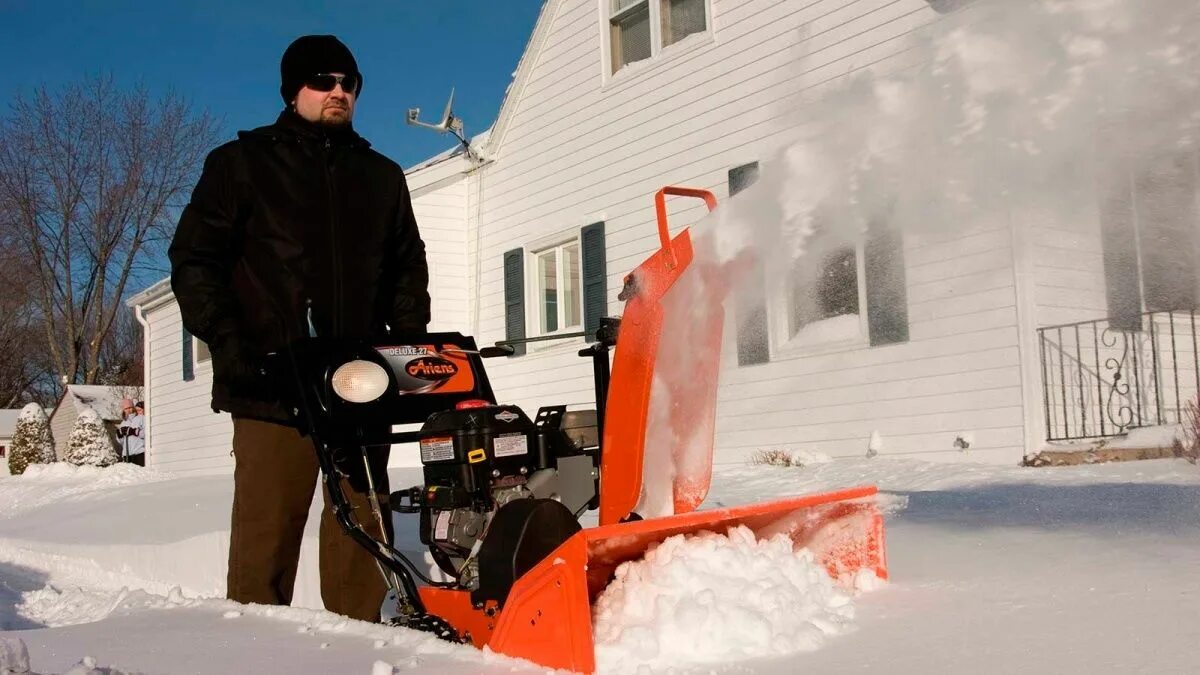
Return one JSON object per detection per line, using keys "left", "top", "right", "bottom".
{"left": 0, "top": 1, "right": 544, "bottom": 167}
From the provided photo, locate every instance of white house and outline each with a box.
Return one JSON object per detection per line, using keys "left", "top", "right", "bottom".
{"left": 48, "top": 385, "right": 142, "bottom": 460}
{"left": 0, "top": 409, "right": 21, "bottom": 475}
{"left": 129, "top": 0, "right": 1199, "bottom": 475}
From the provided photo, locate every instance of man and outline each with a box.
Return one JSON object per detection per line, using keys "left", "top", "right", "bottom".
{"left": 168, "top": 35, "right": 430, "bottom": 622}
{"left": 116, "top": 398, "right": 145, "bottom": 466}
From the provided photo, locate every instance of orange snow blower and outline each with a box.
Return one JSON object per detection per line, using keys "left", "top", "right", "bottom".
{"left": 270, "top": 187, "right": 887, "bottom": 673}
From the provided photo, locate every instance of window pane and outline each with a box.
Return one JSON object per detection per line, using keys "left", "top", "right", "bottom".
{"left": 613, "top": 0, "right": 645, "bottom": 11}
{"left": 1133, "top": 151, "right": 1199, "bottom": 312}
{"left": 538, "top": 251, "right": 558, "bottom": 333}
{"left": 789, "top": 246, "right": 859, "bottom": 336}
{"left": 788, "top": 263, "right": 813, "bottom": 337}
{"left": 817, "top": 248, "right": 860, "bottom": 320}
{"left": 195, "top": 339, "right": 212, "bottom": 363}
{"left": 613, "top": 3, "right": 652, "bottom": 71}
{"left": 562, "top": 243, "right": 582, "bottom": 328}
{"left": 663, "top": 0, "right": 707, "bottom": 46}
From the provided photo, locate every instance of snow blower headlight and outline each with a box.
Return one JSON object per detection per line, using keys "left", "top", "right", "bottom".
{"left": 331, "top": 359, "right": 390, "bottom": 403}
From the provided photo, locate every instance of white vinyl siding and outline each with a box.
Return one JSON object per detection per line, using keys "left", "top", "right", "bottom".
{"left": 143, "top": 301, "right": 233, "bottom": 475}
{"left": 49, "top": 406, "right": 77, "bottom": 461}
{"left": 410, "top": 162, "right": 472, "bottom": 335}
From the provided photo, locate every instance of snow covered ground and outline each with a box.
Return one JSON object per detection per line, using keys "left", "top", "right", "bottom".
{"left": 1, "top": 457, "right": 1198, "bottom": 674}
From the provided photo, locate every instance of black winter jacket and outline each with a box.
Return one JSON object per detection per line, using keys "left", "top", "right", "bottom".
{"left": 168, "top": 111, "right": 430, "bottom": 422}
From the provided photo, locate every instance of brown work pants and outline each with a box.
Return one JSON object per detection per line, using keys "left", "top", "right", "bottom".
{"left": 227, "top": 417, "right": 392, "bottom": 622}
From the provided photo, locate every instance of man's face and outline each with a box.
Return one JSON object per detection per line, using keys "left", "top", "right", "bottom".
{"left": 123, "top": 406, "right": 136, "bottom": 418}
{"left": 293, "top": 72, "right": 356, "bottom": 127}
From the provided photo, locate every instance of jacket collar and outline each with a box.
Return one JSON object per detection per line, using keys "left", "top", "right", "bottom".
{"left": 239, "top": 109, "right": 370, "bottom": 149}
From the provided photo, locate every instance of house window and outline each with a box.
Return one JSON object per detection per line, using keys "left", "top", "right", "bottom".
{"left": 194, "top": 337, "right": 211, "bottom": 365}
{"left": 794, "top": 247, "right": 860, "bottom": 331}
{"left": 532, "top": 241, "right": 582, "bottom": 335}
{"left": 503, "top": 223, "right": 607, "bottom": 355}
{"left": 775, "top": 234, "right": 868, "bottom": 353}
{"left": 1101, "top": 147, "right": 1199, "bottom": 329}
{"left": 608, "top": 0, "right": 709, "bottom": 74}
{"left": 788, "top": 245, "right": 864, "bottom": 335}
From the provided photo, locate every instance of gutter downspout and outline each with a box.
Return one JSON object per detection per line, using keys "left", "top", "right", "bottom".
{"left": 133, "top": 303, "right": 151, "bottom": 466}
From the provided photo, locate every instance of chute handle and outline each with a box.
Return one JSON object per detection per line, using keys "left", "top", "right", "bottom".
{"left": 654, "top": 186, "right": 717, "bottom": 269}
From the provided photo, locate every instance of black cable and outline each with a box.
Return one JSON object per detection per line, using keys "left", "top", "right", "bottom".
{"left": 448, "top": 127, "right": 479, "bottom": 162}
{"left": 317, "top": 445, "right": 460, "bottom": 590}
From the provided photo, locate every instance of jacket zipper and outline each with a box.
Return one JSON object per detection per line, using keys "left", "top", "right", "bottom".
{"left": 323, "top": 136, "right": 344, "bottom": 336}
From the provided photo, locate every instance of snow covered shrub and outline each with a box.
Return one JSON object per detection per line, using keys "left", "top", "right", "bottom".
{"left": 64, "top": 408, "right": 119, "bottom": 467}
{"left": 8, "top": 402, "right": 56, "bottom": 475}
{"left": 1173, "top": 396, "right": 1200, "bottom": 464}
{"left": 749, "top": 449, "right": 795, "bottom": 467}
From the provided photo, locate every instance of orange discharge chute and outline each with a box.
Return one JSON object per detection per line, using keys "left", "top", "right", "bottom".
{"left": 419, "top": 187, "right": 888, "bottom": 673}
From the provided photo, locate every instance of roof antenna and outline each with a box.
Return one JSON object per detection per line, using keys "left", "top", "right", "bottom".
{"left": 406, "top": 88, "right": 484, "bottom": 162}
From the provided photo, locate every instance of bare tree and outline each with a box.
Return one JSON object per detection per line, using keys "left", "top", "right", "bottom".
{"left": 0, "top": 193, "right": 54, "bottom": 406}
{"left": 0, "top": 75, "right": 219, "bottom": 386}
{"left": 95, "top": 303, "right": 144, "bottom": 387}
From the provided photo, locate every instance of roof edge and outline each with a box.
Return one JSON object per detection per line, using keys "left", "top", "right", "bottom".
{"left": 480, "top": 0, "right": 560, "bottom": 159}
{"left": 126, "top": 277, "right": 173, "bottom": 309}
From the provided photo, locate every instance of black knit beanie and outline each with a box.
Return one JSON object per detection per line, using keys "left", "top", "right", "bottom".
{"left": 279, "top": 35, "right": 362, "bottom": 104}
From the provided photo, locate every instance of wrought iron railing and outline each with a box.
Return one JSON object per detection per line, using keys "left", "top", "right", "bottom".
{"left": 1038, "top": 309, "right": 1200, "bottom": 441}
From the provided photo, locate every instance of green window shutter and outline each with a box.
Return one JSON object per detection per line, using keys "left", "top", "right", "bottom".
{"left": 181, "top": 325, "right": 195, "bottom": 381}
{"left": 865, "top": 224, "right": 910, "bottom": 346}
{"left": 729, "top": 162, "right": 769, "bottom": 365}
{"left": 729, "top": 162, "right": 759, "bottom": 193}
{"left": 581, "top": 222, "right": 608, "bottom": 343}
{"left": 503, "top": 248, "right": 526, "bottom": 356}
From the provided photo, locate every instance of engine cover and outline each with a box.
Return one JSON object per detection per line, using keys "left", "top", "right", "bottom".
{"left": 418, "top": 404, "right": 537, "bottom": 500}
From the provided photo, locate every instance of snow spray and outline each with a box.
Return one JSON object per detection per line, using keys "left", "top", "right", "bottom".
{"left": 638, "top": 0, "right": 1200, "bottom": 511}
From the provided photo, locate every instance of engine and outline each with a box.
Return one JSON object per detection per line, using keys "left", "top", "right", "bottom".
{"left": 411, "top": 402, "right": 599, "bottom": 602}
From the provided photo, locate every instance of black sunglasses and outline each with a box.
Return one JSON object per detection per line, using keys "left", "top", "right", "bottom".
{"left": 305, "top": 73, "right": 361, "bottom": 95}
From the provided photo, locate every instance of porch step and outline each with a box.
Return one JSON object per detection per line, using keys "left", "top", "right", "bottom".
{"left": 1022, "top": 445, "right": 1184, "bottom": 467}
{"left": 1025, "top": 424, "right": 1197, "bottom": 467}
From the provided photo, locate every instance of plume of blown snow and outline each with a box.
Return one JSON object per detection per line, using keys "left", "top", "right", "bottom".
{"left": 639, "top": 0, "right": 1200, "bottom": 488}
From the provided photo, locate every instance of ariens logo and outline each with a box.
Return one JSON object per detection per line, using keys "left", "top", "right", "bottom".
{"left": 406, "top": 356, "right": 459, "bottom": 381}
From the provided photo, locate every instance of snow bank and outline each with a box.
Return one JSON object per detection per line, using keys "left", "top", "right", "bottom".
{"left": 593, "top": 526, "right": 859, "bottom": 671}
{"left": 790, "top": 449, "right": 833, "bottom": 466}
{"left": 0, "top": 462, "right": 173, "bottom": 518}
